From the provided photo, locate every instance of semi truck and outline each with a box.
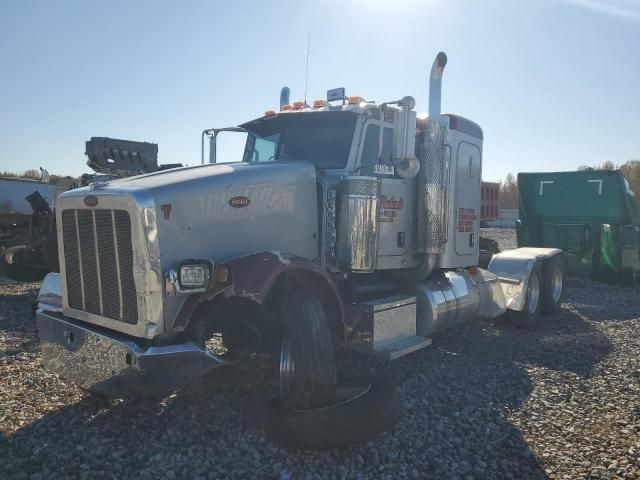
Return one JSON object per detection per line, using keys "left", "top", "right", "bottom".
{"left": 35, "top": 52, "right": 566, "bottom": 448}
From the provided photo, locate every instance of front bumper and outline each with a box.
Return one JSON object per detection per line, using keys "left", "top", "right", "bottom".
{"left": 36, "top": 309, "right": 232, "bottom": 398}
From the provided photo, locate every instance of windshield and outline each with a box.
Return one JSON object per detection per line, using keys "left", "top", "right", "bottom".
{"left": 241, "top": 111, "right": 356, "bottom": 169}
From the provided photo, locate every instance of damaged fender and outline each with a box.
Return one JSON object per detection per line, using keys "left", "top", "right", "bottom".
{"left": 222, "top": 251, "right": 346, "bottom": 342}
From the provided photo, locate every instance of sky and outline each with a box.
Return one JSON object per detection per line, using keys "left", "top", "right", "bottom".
{"left": 1, "top": 0, "right": 639, "bottom": 182}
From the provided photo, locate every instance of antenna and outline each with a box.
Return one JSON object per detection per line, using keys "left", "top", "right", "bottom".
{"left": 304, "top": 34, "right": 311, "bottom": 105}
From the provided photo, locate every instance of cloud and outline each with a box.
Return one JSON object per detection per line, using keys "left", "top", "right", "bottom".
{"left": 558, "top": 0, "right": 640, "bottom": 21}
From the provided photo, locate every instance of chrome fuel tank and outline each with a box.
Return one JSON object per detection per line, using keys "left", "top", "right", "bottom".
{"left": 409, "top": 269, "right": 481, "bottom": 337}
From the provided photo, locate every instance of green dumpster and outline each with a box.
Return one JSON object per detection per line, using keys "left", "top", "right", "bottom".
{"left": 517, "top": 170, "right": 640, "bottom": 285}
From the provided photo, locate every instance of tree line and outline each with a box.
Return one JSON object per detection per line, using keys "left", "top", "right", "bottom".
{"left": 1, "top": 169, "right": 74, "bottom": 185}
{"left": 498, "top": 160, "right": 640, "bottom": 209}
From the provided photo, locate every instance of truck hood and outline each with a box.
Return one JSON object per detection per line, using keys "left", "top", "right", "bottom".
{"left": 95, "top": 160, "right": 321, "bottom": 263}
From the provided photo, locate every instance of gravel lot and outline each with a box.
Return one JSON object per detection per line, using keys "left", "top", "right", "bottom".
{"left": 2, "top": 228, "right": 640, "bottom": 479}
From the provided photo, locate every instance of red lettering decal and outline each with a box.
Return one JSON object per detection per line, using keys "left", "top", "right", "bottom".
{"left": 380, "top": 195, "right": 404, "bottom": 210}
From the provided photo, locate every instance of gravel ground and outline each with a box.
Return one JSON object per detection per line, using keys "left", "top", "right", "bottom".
{"left": 482, "top": 228, "right": 518, "bottom": 252}
{"left": 1, "top": 228, "right": 640, "bottom": 479}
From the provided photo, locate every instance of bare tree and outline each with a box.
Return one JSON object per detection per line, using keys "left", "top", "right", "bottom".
{"left": 602, "top": 161, "right": 615, "bottom": 170}
{"left": 577, "top": 160, "right": 640, "bottom": 197}
{"left": 499, "top": 173, "right": 518, "bottom": 209}
{"left": 22, "top": 169, "right": 41, "bottom": 180}
{"left": 619, "top": 160, "right": 640, "bottom": 197}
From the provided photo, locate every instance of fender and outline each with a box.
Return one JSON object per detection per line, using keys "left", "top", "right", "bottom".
{"left": 222, "top": 251, "right": 346, "bottom": 341}
{"left": 488, "top": 247, "right": 563, "bottom": 311}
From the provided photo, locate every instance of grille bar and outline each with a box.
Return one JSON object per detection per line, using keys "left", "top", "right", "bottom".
{"left": 110, "top": 210, "right": 124, "bottom": 320}
{"left": 91, "top": 210, "right": 104, "bottom": 315}
{"left": 61, "top": 208, "right": 138, "bottom": 325}
{"left": 73, "top": 210, "right": 86, "bottom": 310}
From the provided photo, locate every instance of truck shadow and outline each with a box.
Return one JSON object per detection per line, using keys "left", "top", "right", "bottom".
{"left": 1, "top": 289, "right": 613, "bottom": 479}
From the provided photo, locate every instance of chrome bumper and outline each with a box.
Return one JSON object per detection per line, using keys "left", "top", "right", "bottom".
{"left": 36, "top": 309, "right": 232, "bottom": 398}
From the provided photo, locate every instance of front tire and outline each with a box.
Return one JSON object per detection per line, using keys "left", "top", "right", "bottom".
{"left": 276, "top": 287, "right": 336, "bottom": 410}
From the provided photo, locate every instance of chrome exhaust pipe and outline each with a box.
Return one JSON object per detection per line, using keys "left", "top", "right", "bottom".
{"left": 428, "top": 52, "right": 447, "bottom": 116}
{"left": 280, "top": 87, "right": 290, "bottom": 109}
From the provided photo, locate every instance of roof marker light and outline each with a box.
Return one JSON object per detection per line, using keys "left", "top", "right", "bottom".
{"left": 313, "top": 99, "right": 327, "bottom": 108}
{"left": 292, "top": 101, "right": 305, "bottom": 110}
{"left": 348, "top": 96, "right": 364, "bottom": 105}
{"left": 281, "top": 104, "right": 293, "bottom": 111}
{"left": 264, "top": 109, "right": 276, "bottom": 116}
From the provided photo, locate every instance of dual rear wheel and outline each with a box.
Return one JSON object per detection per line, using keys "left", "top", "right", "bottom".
{"left": 508, "top": 255, "right": 566, "bottom": 327}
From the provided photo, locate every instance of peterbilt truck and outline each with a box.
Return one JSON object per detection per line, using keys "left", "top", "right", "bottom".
{"left": 36, "top": 52, "right": 565, "bottom": 446}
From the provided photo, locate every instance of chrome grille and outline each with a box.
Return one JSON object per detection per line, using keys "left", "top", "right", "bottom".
{"left": 61, "top": 209, "right": 138, "bottom": 324}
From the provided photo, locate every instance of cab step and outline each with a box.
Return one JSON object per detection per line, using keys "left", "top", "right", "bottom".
{"left": 346, "top": 294, "right": 432, "bottom": 360}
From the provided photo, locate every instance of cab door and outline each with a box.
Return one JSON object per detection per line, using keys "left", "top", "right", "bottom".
{"left": 455, "top": 142, "right": 481, "bottom": 255}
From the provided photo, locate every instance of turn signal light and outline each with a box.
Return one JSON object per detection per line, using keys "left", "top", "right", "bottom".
{"left": 215, "top": 266, "right": 230, "bottom": 284}
{"left": 313, "top": 99, "right": 327, "bottom": 108}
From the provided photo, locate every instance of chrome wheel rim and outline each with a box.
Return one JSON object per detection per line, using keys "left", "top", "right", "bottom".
{"left": 527, "top": 272, "right": 540, "bottom": 315}
{"left": 550, "top": 266, "right": 563, "bottom": 303}
{"left": 279, "top": 335, "right": 295, "bottom": 400}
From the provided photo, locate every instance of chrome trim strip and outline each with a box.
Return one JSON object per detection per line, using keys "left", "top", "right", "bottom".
{"left": 111, "top": 210, "right": 124, "bottom": 320}
{"left": 73, "top": 210, "right": 86, "bottom": 310}
{"left": 498, "top": 276, "right": 521, "bottom": 285}
{"left": 91, "top": 210, "right": 104, "bottom": 315}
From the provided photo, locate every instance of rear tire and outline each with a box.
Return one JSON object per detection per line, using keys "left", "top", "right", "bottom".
{"left": 508, "top": 265, "right": 542, "bottom": 328}
{"left": 276, "top": 287, "right": 336, "bottom": 410}
{"left": 541, "top": 255, "right": 566, "bottom": 314}
{"left": 264, "top": 376, "right": 403, "bottom": 450}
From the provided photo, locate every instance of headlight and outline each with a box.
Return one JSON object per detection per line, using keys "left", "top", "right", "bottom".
{"left": 179, "top": 262, "right": 211, "bottom": 289}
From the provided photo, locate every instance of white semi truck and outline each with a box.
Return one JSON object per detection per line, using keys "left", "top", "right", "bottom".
{"left": 36, "top": 52, "right": 565, "bottom": 448}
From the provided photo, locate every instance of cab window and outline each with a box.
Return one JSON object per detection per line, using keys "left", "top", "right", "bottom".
{"left": 361, "top": 124, "right": 380, "bottom": 165}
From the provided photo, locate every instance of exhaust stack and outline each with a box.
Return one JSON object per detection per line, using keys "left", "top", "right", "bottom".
{"left": 428, "top": 52, "right": 447, "bottom": 116}
{"left": 280, "top": 87, "right": 290, "bottom": 109}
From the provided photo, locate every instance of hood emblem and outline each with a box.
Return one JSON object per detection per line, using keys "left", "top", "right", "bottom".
{"left": 84, "top": 195, "right": 98, "bottom": 207}
{"left": 229, "top": 196, "right": 250, "bottom": 208}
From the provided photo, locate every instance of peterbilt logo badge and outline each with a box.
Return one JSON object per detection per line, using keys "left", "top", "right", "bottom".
{"left": 229, "top": 196, "right": 250, "bottom": 208}
{"left": 84, "top": 195, "right": 98, "bottom": 207}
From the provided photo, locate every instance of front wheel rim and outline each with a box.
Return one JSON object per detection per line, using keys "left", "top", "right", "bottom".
{"left": 527, "top": 272, "right": 541, "bottom": 314}
{"left": 279, "top": 335, "right": 295, "bottom": 401}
